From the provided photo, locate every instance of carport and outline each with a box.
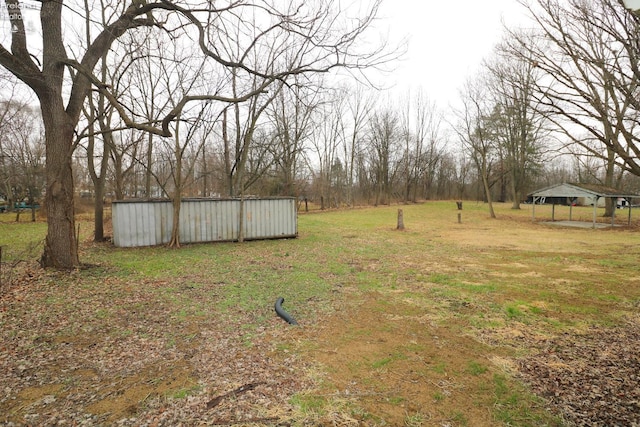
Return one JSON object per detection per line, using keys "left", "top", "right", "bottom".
{"left": 529, "top": 183, "right": 639, "bottom": 228}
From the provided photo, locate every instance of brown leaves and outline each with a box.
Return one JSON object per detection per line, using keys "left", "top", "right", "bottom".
{"left": 0, "top": 267, "right": 309, "bottom": 426}
{"left": 518, "top": 320, "right": 640, "bottom": 426}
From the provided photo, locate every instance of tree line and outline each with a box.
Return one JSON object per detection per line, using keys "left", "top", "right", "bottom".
{"left": 2, "top": 0, "right": 640, "bottom": 267}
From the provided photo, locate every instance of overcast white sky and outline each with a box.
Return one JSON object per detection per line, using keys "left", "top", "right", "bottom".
{"left": 374, "top": 0, "right": 530, "bottom": 108}
{"left": 1, "top": 0, "right": 531, "bottom": 112}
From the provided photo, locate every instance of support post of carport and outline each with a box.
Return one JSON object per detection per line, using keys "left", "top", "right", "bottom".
{"left": 569, "top": 203, "right": 573, "bottom": 221}
{"left": 592, "top": 197, "right": 598, "bottom": 229}
{"left": 532, "top": 197, "right": 537, "bottom": 221}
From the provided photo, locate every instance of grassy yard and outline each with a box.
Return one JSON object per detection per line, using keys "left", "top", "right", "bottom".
{"left": 1, "top": 201, "right": 639, "bottom": 426}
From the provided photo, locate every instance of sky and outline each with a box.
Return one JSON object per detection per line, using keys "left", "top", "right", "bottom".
{"left": 0, "top": 0, "right": 530, "bottom": 112}
{"left": 374, "top": 0, "right": 531, "bottom": 108}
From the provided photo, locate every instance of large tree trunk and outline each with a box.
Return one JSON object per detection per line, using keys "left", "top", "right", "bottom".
{"left": 90, "top": 120, "right": 112, "bottom": 242}
{"left": 39, "top": 99, "right": 79, "bottom": 268}
{"left": 145, "top": 133, "right": 154, "bottom": 197}
{"left": 112, "top": 152, "right": 125, "bottom": 200}
{"left": 510, "top": 172, "right": 521, "bottom": 210}
{"left": 169, "top": 195, "right": 181, "bottom": 247}
{"left": 481, "top": 160, "right": 496, "bottom": 219}
{"left": 169, "top": 128, "right": 183, "bottom": 247}
{"left": 169, "top": 160, "right": 182, "bottom": 248}
{"left": 93, "top": 182, "right": 106, "bottom": 242}
{"left": 603, "top": 148, "right": 616, "bottom": 217}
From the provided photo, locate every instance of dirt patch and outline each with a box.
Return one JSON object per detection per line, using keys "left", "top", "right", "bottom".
{"left": 299, "top": 289, "right": 640, "bottom": 426}
{"left": 2, "top": 354, "right": 197, "bottom": 425}
{"left": 299, "top": 294, "right": 527, "bottom": 426}
{"left": 14, "top": 384, "right": 64, "bottom": 408}
{"left": 85, "top": 361, "right": 197, "bottom": 422}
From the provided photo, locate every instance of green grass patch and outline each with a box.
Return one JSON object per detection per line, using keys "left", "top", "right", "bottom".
{"left": 290, "top": 394, "right": 327, "bottom": 416}
{"left": 431, "top": 362, "right": 447, "bottom": 375}
{"left": 370, "top": 351, "right": 409, "bottom": 370}
{"left": 0, "top": 219, "right": 47, "bottom": 261}
{"left": 505, "top": 304, "right": 524, "bottom": 320}
{"left": 466, "top": 360, "right": 488, "bottom": 376}
{"left": 492, "top": 373, "right": 561, "bottom": 426}
{"left": 433, "top": 391, "right": 446, "bottom": 402}
{"left": 170, "top": 384, "right": 201, "bottom": 399}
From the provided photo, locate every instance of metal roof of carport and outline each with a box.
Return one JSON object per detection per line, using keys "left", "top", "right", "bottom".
{"left": 528, "top": 183, "right": 640, "bottom": 228}
{"left": 530, "top": 182, "right": 639, "bottom": 199}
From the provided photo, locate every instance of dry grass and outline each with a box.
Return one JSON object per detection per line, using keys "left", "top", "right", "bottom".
{"left": 1, "top": 201, "right": 639, "bottom": 426}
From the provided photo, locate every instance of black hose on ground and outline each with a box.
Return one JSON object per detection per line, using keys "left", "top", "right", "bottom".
{"left": 274, "top": 297, "right": 298, "bottom": 325}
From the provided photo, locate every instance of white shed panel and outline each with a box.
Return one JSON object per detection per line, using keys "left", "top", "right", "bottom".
{"left": 112, "top": 197, "right": 297, "bottom": 247}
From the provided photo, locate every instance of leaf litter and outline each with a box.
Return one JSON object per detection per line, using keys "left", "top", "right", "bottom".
{"left": 518, "top": 317, "right": 640, "bottom": 426}
{"left": 0, "top": 262, "right": 310, "bottom": 426}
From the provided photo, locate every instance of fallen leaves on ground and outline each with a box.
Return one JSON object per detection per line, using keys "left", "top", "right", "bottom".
{"left": 0, "top": 263, "right": 310, "bottom": 426}
{"left": 518, "top": 318, "right": 640, "bottom": 426}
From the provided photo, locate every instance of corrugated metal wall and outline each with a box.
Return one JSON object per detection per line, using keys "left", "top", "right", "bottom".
{"left": 112, "top": 198, "right": 297, "bottom": 247}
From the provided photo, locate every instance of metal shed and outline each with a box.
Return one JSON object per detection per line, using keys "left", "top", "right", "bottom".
{"left": 529, "top": 183, "right": 639, "bottom": 228}
{"left": 112, "top": 197, "right": 297, "bottom": 247}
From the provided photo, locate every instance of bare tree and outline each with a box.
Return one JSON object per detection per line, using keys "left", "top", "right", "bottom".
{"left": 509, "top": 0, "right": 640, "bottom": 214}
{"left": 309, "top": 92, "right": 347, "bottom": 209}
{"left": 344, "top": 85, "right": 374, "bottom": 206}
{"left": 80, "top": 47, "right": 117, "bottom": 241}
{"left": 434, "top": 152, "right": 461, "bottom": 199}
{"left": 268, "top": 79, "right": 317, "bottom": 198}
{"left": 485, "top": 44, "right": 548, "bottom": 209}
{"left": 0, "top": 0, "right": 394, "bottom": 268}
{"left": 166, "top": 103, "right": 217, "bottom": 247}
{"left": 0, "top": 80, "right": 32, "bottom": 211}
{"left": 0, "top": 102, "right": 45, "bottom": 221}
{"left": 129, "top": 35, "right": 174, "bottom": 199}
{"left": 453, "top": 77, "right": 498, "bottom": 218}
{"left": 110, "top": 130, "right": 144, "bottom": 199}
{"left": 222, "top": 78, "right": 283, "bottom": 198}
{"left": 399, "top": 90, "right": 443, "bottom": 202}
{"left": 368, "top": 108, "right": 400, "bottom": 206}
{"left": 76, "top": 0, "right": 115, "bottom": 241}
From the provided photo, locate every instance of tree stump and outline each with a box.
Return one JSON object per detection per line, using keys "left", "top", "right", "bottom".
{"left": 397, "top": 209, "right": 405, "bottom": 230}
{"left": 456, "top": 201, "right": 463, "bottom": 210}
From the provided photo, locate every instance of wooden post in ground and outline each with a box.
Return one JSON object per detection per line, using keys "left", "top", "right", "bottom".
{"left": 397, "top": 209, "right": 404, "bottom": 230}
